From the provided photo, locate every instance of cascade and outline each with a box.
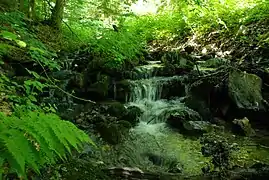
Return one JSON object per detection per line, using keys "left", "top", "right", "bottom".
{"left": 126, "top": 63, "right": 185, "bottom": 124}
{"left": 101, "top": 62, "right": 209, "bottom": 175}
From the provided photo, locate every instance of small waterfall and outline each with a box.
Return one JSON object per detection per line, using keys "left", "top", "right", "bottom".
{"left": 128, "top": 78, "right": 162, "bottom": 102}
{"left": 127, "top": 63, "right": 185, "bottom": 124}
{"left": 102, "top": 62, "right": 208, "bottom": 175}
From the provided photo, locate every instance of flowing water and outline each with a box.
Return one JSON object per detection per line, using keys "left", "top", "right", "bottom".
{"left": 99, "top": 62, "right": 269, "bottom": 176}
{"left": 102, "top": 63, "right": 210, "bottom": 175}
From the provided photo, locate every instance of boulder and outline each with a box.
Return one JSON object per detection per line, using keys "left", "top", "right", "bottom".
{"left": 184, "top": 78, "right": 216, "bottom": 121}
{"left": 166, "top": 107, "right": 202, "bottom": 129}
{"left": 114, "top": 80, "right": 131, "bottom": 102}
{"left": 184, "top": 95, "right": 212, "bottom": 121}
{"left": 166, "top": 107, "right": 215, "bottom": 135}
{"left": 104, "top": 101, "right": 127, "bottom": 118}
{"left": 96, "top": 120, "right": 132, "bottom": 145}
{"left": 142, "top": 152, "right": 182, "bottom": 173}
{"left": 123, "top": 106, "right": 142, "bottom": 127}
{"left": 201, "top": 58, "right": 229, "bottom": 68}
{"left": 232, "top": 117, "right": 255, "bottom": 136}
{"left": 161, "top": 76, "right": 186, "bottom": 99}
{"left": 180, "top": 121, "right": 212, "bottom": 136}
{"left": 87, "top": 74, "right": 109, "bottom": 101}
{"left": 228, "top": 70, "right": 263, "bottom": 110}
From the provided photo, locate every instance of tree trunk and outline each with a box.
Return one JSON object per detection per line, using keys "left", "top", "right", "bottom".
{"left": 19, "top": 0, "right": 24, "bottom": 12}
{"left": 50, "top": 0, "right": 65, "bottom": 29}
{"left": 28, "top": 0, "right": 35, "bottom": 19}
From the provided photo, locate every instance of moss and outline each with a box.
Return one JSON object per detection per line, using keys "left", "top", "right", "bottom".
{"left": 96, "top": 120, "right": 131, "bottom": 145}
{"left": 0, "top": 43, "right": 13, "bottom": 55}
{"left": 228, "top": 70, "right": 263, "bottom": 109}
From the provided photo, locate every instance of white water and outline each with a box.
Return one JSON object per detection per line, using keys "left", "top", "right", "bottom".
{"left": 126, "top": 63, "right": 185, "bottom": 124}
{"left": 102, "top": 63, "right": 209, "bottom": 175}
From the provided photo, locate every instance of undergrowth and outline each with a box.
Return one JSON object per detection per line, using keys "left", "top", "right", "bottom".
{"left": 0, "top": 110, "right": 94, "bottom": 179}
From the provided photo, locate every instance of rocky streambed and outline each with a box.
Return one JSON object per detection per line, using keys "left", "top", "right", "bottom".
{"left": 42, "top": 59, "right": 269, "bottom": 180}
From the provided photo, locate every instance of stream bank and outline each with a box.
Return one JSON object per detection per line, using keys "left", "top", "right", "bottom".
{"left": 39, "top": 59, "right": 269, "bottom": 180}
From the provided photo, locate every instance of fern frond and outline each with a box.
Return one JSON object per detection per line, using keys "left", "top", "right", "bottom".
{"left": 0, "top": 111, "right": 94, "bottom": 179}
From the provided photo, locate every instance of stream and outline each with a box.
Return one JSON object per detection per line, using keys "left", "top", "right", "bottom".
{"left": 101, "top": 62, "right": 210, "bottom": 175}
{"left": 97, "top": 62, "right": 269, "bottom": 178}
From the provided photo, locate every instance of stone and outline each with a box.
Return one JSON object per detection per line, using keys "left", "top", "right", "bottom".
{"left": 184, "top": 95, "right": 212, "bottom": 121}
{"left": 228, "top": 70, "right": 263, "bottom": 110}
{"left": 201, "top": 58, "right": 229, "bottom": 68}
{"left": 232, "top": 117, "right": 255, "bottom": 136}
{"left": 114, "top": 80, "right": 131, "bottom": 102}
{"left": 123, "top": 105, "right": 142, "bottom": 127}
{"left": 180, "top": 121, "right": 212, "bottom": 136}
{"left": 142, "top": 152, "right": 182, "bottom": 173}
{"left": 88, "top": 74, "right": 109, "bottom": 100}
{"left": 166, "top": 106, "right": 215, "bottom": 136}
{"left": 104, "top": 101, "right": 127, "bottom": 118}
{"left": 161, "top": 76, "right": 186, "bottom": 99}
{"left": 166, "top": 107, "right": 203, "bottom": 131}
{"left": 96, "top": 120, "right": 131, "bottom": 145}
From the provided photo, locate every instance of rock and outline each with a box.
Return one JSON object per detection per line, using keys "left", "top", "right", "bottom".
{"left": 228, "top": 70, "right": 263, "bottom": 110}
{"left": 142, "top": 152, "right": 182, "bottom": 173}
{"left": 201, "top": 58, "right": 229, "bottom": 68}
{"left": 123, "top": 106, "right": 142, "bottom": 127}
{"left": 89, "top": 75, "right": 109, "bottom": 100}
{"left": 114, "top": 80, "right": 131, "bottom": 102}
{"left": 184, "top": 78, "right": 215, "bottom": 121}
{"left": 180, "top": 121, "right": 212, "bottom": 136}
{"left": 184, "top": 95, "right": 212, "bottom": 121}
{"left": 102, "top": 101, "right": 127, "bottom": 119}
{"left": 0, "top": 93, "right": 12, "bottom": 116}
{"left": 161, "top": 76, "right": 186, "bottom": 99}
{"left": 96, "top": 120, "right": 131, "bottom": 145}
{"left": 166, "top": 106, "right": 214, "bottom": 135}
{"left": 232, "top": 117, "right": 255, "bottom": 136}
{"left": 167, "top": 107, "right": 202, "bottom": 126}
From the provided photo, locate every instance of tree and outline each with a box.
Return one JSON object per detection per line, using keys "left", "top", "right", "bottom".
{"left": 50, "top": 0, "right": 66, "bottom": 29}
{"left": 28, "top": 0, "right": 36, "bottom": 19}
{"left": 20, "top": 0, "right": 24, "bottom": 12}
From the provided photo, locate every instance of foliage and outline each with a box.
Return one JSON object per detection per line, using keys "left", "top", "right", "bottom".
{"left": 200, "top": 133, "right": 239, "bottom": 177}
{"left": 0, "top": 110, "right": 94, "bottom": 179}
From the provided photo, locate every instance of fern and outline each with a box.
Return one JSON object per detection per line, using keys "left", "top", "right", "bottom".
{"left": 0, "top": 111, "right": 94, "bottom": 179}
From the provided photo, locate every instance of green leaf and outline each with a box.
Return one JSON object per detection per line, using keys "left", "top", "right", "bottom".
{"left": 0, "top": 31, "right": 18, "bottom": 41}
{"left": 29, "top": 46, "right": 45, "bottom": 54}
{"left": 28, "top": 95, "right": 37, "bottom": 102}
{"left": 26, "top": 68, "right": 41, "bottom": 79}
{"left": 15, "top": 40, "right": 27, "bottom": 48}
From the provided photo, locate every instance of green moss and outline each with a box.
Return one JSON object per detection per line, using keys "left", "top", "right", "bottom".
{"left": 162, "top": 132, "right": 211, "bottom": 176}
{"left": 0, "top": 43, "right": 13, "bottom": 55}
{"left": 215, "top": 130, "right": 269, "bottom": 168}
{"left": 228, "top": 70, "right": 263, "bottom": 109}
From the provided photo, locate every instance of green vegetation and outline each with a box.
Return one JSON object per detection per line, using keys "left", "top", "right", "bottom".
{"left": 0, "top": 110, "right": 93, "bottom": 179}
{"left": 1, "top": 0, "right": 269, "bottom": 179}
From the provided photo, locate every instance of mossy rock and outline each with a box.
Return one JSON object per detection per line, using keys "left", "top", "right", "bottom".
{"left": 228, "top": 70, "right": 263, "bottom": 110}
{"left": 167, "top": 107, "right": 202, "bottom": 130}
{"left": 88, "top": 75, "right": 109, "bottom": 100}
{"left": 103, "top": 101, "right": 127, "bottom": 118}
{"left": 232, "top": 117, "right": 255, "bottom": 136}
{"left": 123, "top": 106, "right": 142, "bottom": 127}
{"left": 0, "top": 43, "right": 30, "bottom": 63}
{"left": 184, "top": 96, "right": 212, "bottom": 121}
{"left": 96, "top": 120, "right": 131, "bottom": 145}
{"left": 114, "top": 80, "right": 131, "bottom": 102}
{"left": 0, "top": 93, "right": 12, "bottom": 115}
{"left": 201, "top": 58, "right": 229, "bottom": 68}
